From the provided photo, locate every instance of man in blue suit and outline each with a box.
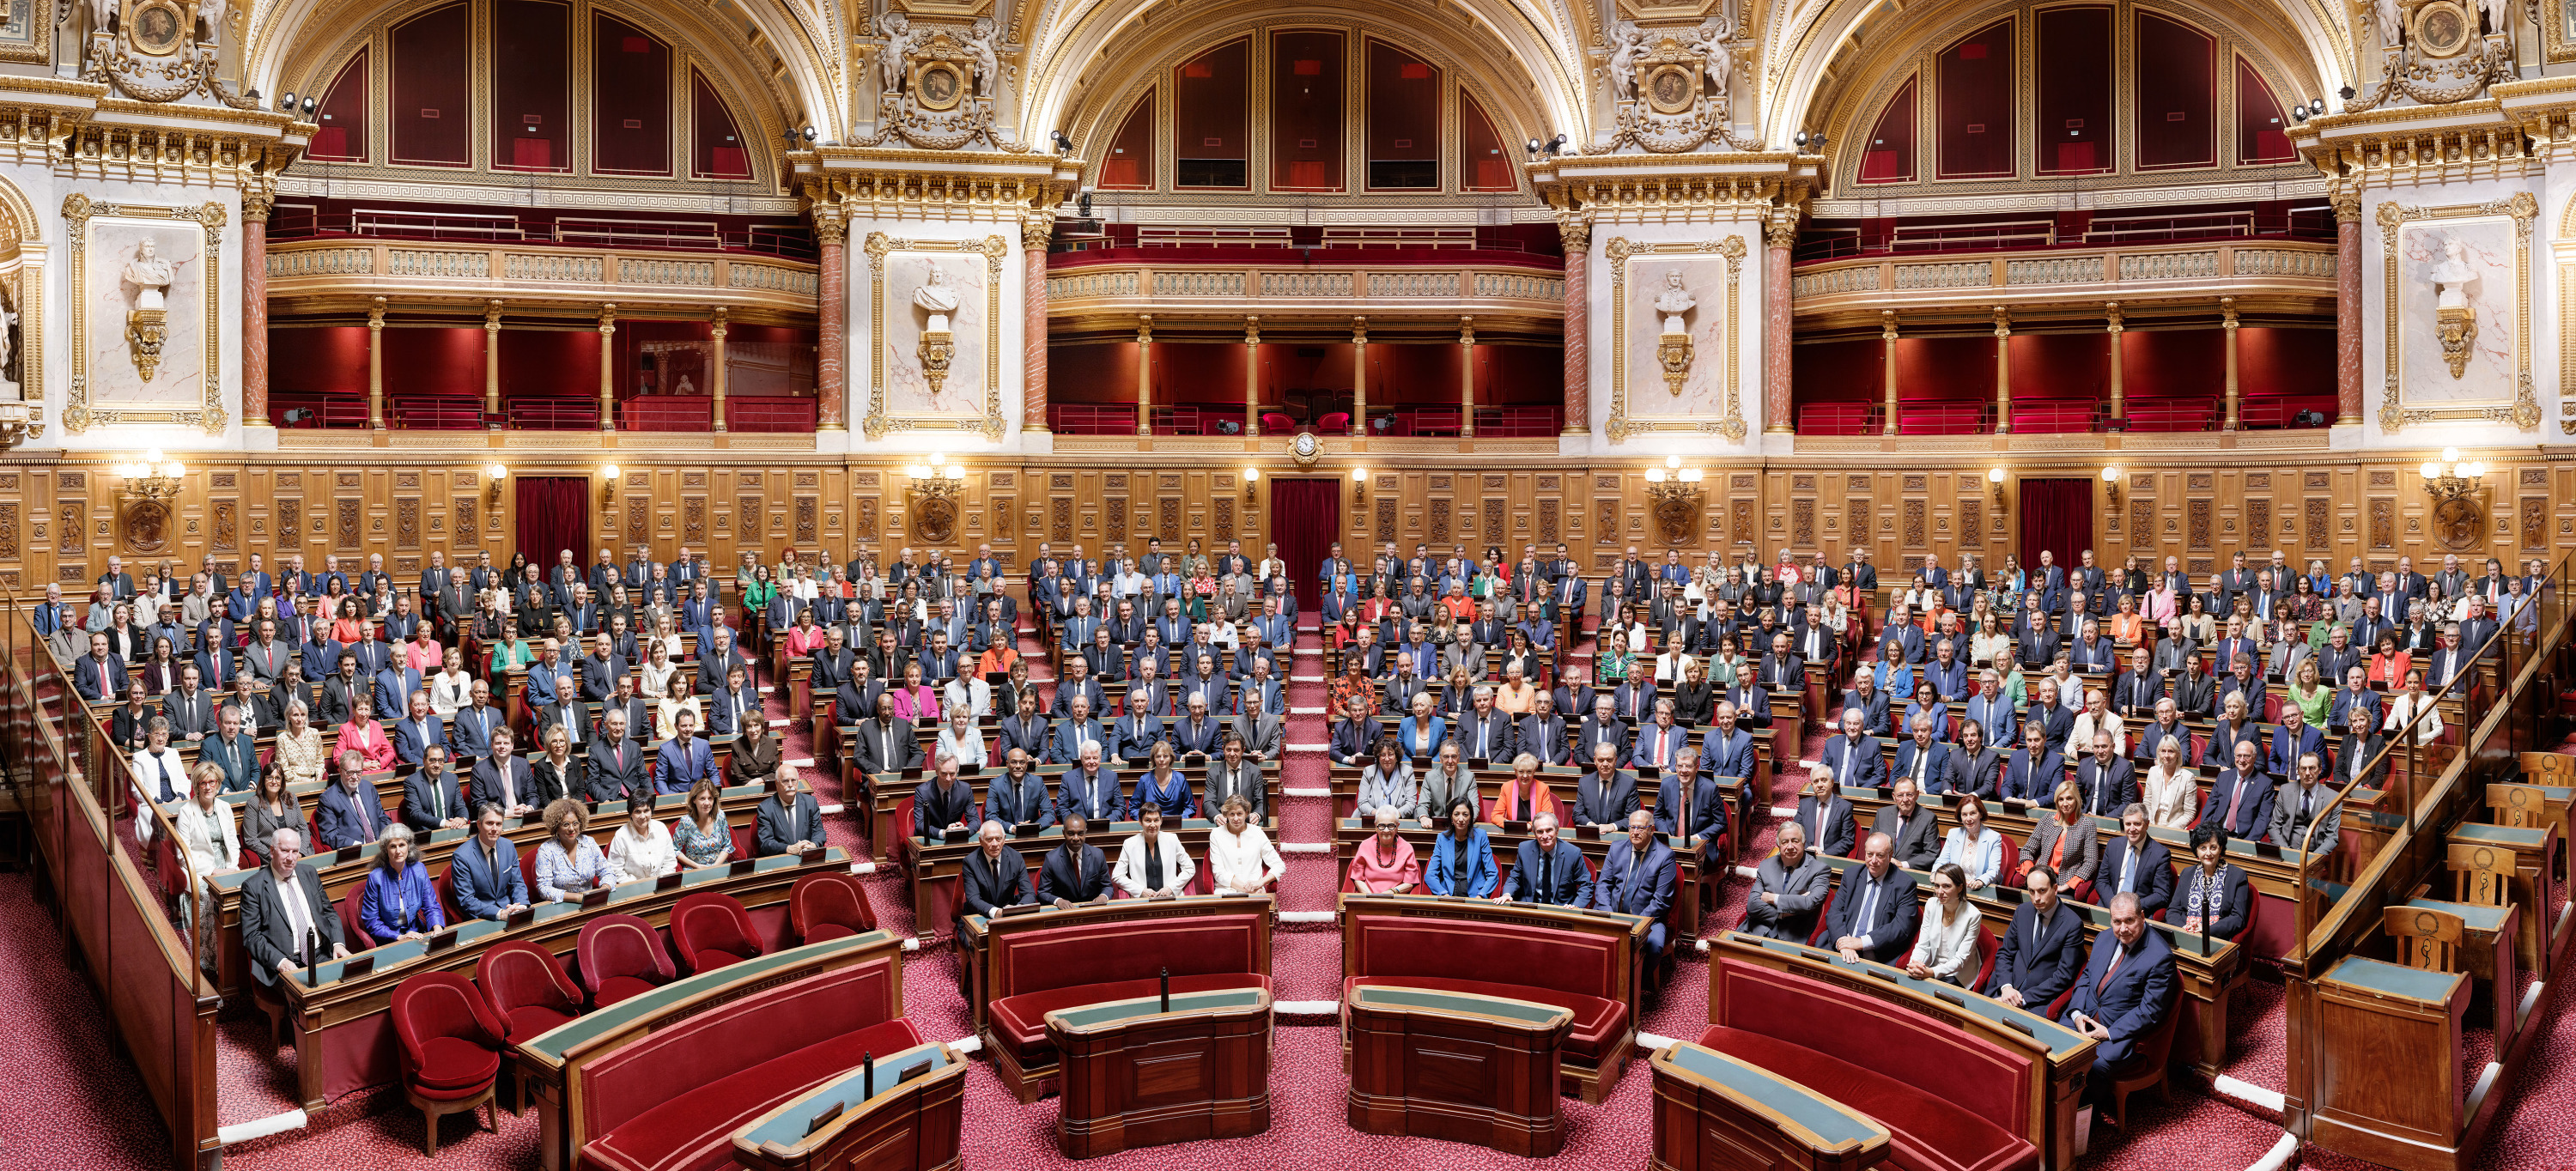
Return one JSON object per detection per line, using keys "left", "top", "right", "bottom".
{"left": 1962, "top": 670, "right": 2018, "bottom": 749}
{"left": 1790, "top": 766, "right": 1859, "bottom": 858}
{"left": 74, "top": 633, "right": 129, "bottom": 701}
{"left": 2097, "top": 805, "right": 2176, "bottom": 917}
{"left": 390, "top": 691, "right": 445, "bottom": 770}
{"left": 1500, "top": 814, "right": 1594, "bottom": 906}
{"left": 1054, "top": 745, "right": 1123, "bottom": 826}
{"left": 1698, "top": 702, "right": 1759, "bottom": 782}
{"left": 654, "top": 708, "right": 714, "bottom": 795}
{"left": 1985, "top": 865, "right": 2087, "bottom": 1010}
{"left": 2196, "top": 740, "right": 2277, "bottom": 840}
{"left": 1890, "top": 714, "right": 1953, "bottom": 794}
{"left": 1816, "top": 710, "right": 1884, "bottom": 792}
{"left": 200, "top": 705, "right": 263, "bottom": 792}
{"left": 450, "top": 804, "right": 531, "bottom": 919}
{"left": 314, "top": 755, "right": 389, "bottom": 850}
{"left": 2263, "top": 707, "right": 2327, "bottom": 781}
{"left": 1826, "top": 831, "right": 1922, "bottom": 964}
{"left": 1049, "top": 695, "right": 1109, "bottom": 766}
{"left": 2064, "top": 893, "right": 2178, "bottom": 1103}
{"left": 1591, "top": 811, "right": 1677, "bottom": 954}
{"left": 1654, "top": 749, "right": 1729, "bottom": 869}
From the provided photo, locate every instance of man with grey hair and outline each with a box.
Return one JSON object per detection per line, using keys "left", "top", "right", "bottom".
{"left": 1500, "top": 812, "right": 1592, "bottom": 906}
{"left": 2064, "top": 890, "right": 2177, "bottom": 1104}
{"left": 912, "top": 749, "right": 974, "bottom": 840}
{"left": 239, "top": 828, "right": 351, "bottom": 985}
{"left": 313, "top": 749, "right": 386, "bottom": 849}
{"left": 1744, "top": 822, "right": 1831, "bottom": 942}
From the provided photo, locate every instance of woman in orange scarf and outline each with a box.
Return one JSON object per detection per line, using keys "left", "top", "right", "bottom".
{"left": 1485, "top": 753, "right": 1564, "bottom": 828}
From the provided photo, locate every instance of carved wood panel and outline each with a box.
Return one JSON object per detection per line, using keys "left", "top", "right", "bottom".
{"left": 2306, "top": 499, "right": 2331, "bottom": 552}
{"left": 336, "top": 500, "right": 361, "bottom": 549}
{"left": 2523, "top": 498, "right": 2547, "bottom": 551}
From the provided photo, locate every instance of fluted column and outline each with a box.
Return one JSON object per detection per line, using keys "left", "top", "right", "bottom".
{"left": 2221, "top": 296, "right": 2241, "bottom": 432}
{"left": 812, "top": 201, "right": 847, "bottom": 433}
{"left": 1134, "top": 315, "right": 1153, "bottom": 436}
{"left": 1558, "top": 212, "right": 1590, "bottom": 435}
{"left": 367, "top": 297, "right": 386, "bottom": 430}
{"left": 1880, "top": 310, "right": 1899, "bottom": 435}
{"left": 1763, "top": 211, "right": 1797, "bottom": 433}
{"left": 1242, "top": 316, "right": 1261, "bottom": 438}
{"left": 1459, "top": 315, "right": 1477, "bottom": 439}
{"left": 2105, "top": 302, "right": 2125, "bottom": 424}
{"left": 596, "top": 303, "right": 617, "bottom": 431}
{"left": 1990, "top": 306, "right": 2012, "bottom": 435}
{"left": 710, "top": 308, "right": 729, "bottom": 434}
{"left": 483, "top": 300, "right": 502, "bottom": 427}
{"left": 2332, "top": 186, "right": 2363, "bottom": 425}
{"left": 1023, "top": 211, "right": 1053, "bottom": 434}
{"left": 1351, "top": 317, "right": 1369, "bottom": 437}
{"left": 241, "top": 190, "right": 273, "bottom": 428}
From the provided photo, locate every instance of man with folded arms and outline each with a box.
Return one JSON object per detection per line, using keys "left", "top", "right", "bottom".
{"left": 1741, "top": 822, "right": 1830, "bottom": 942}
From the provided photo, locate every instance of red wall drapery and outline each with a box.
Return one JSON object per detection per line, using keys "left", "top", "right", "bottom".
{"left": 514, "top": 476, "right": 592, "bottom": 568}
{"left": 2016, "top": 478, "right": 2096, "bottom": 572}
{"left": 1267, "top": 478, "right": 1342, "bottom": 611}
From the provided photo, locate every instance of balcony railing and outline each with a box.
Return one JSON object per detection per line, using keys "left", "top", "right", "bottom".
{"left": 1795, "top": 393, "right": 2338, "bottom": 436}
{"left": 1795, "top": 206, "right": 2336, "bottom": 263}
{"left": 268, "top": 205, "right": 817, "bottom": 260}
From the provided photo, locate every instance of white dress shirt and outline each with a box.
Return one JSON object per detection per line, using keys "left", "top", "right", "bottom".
{"left": 606, "top": 820, "right": 678, "bottom": 882}
{"left": 1206, "top": 824, "right": 1285, "bottom": 892}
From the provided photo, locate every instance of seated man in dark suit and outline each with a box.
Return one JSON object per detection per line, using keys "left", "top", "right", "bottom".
{"left": 1984, "top": 864, "right": 2087, "bottom": 1011}
{"left": 2196, "top": 740, "right": 2277, "bottom": 841}
{"left": 2074, "top": 731, "right": 2138, "bottom": 819}
{"left": 2096, "top": 804, "right": 2175, "bottom": 916}
{"left": 1038, "top": 813, "right": 1112, "bottom": 907}
{"left": 1590, "top": 810, "right": 1678, "bottom": 953}
{"left": 912, "top": 752, "right": 978, "bottom": 840}
{"left": 471, "top": 728, "right": 545, "bottom": 817}
{"left": 1571, "top": 742, "right": 1639, "bottom": 835}
{"left": 1870, "top": 776, "right": 1941, "bottom": 871}
{"left": 585, "top": 710, "right": 649, "bottom": 803}
{"left": 448, "top": 803, "right": 532, "bottom": 920}
{"left": 854, "top": 695, "right": 927, "bottom": 775}
{"left": 1741, "top": 822, "right": 1831, "bottom": 942}
{"left": 755, "top": 765, "right": 826, "bottom": 856}
{"left": 1498, "top": 814, "right": 1593, "bottom": 907}
{"left": 1889, "top": 713, "right": 1952, "bottom": 797}
{"left": 1653, "top": 748, "right": 1729, "bottom": 869}
{"left": 2064, "top": 893, "right": 2178, "bottom": 1105}
{"left": 399, "top": 745, "right": 471, "bottom": 833}
{"left": 1815, "top": 710, "right": 1884, "bottom": 792}
{"left": 313, "top": 752, "right": 390, "bottom": 850}
{"left": 1789, "top": 766, "right": 1858, "bottom": 859}
{"left": 1826, "top": 832, "right": 1923, "bottom": 965}
{"left": 956, "top": 819, "right": 1034, "bottom": 944}
{"left": 238, "top": 828, "right": 351, "bottom": 985}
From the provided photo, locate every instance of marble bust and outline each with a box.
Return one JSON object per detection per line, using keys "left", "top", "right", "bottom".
{"left": 2428, "top": 238, "right": 2475, "bottom": 311}
{"left": 123, "top": 240, "right": 175, "bottom": 311}
{"left": 1652, "top": 269, "right": 1696, "bottom": 335}
{"left": 914, "top": 264, "right": 961, "bottom": 332}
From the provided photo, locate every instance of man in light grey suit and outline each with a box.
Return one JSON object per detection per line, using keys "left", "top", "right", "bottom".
{"left": 1229, "top": 707, "right": 1284, "bottom": 763}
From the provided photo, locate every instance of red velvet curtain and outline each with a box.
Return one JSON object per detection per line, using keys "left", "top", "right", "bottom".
{"left": 514, "top": 476, "right": 591, "bottom": 569}
{"left": 2017, "top": 478, "right": 2096, "bottom": 571}
{"left": 1268, "top": 478, "right": 1342, "bottom": 611}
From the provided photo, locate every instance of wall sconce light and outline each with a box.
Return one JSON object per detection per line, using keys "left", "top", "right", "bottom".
{"left": 2420, "top": 447, "right": 2485, "bottom": 502}
{"left": 2100, "top": 465, "right": 2123, "bottom": 509}
{"left": 1987, "top": 466, "right": 2008, "bottom": 511}
{"left": 484, "top": 463, "right": 507, "bottom": 507}
{"left": 905, "top": 452, "right": 966, "bottom": 543}
{"left": 599, "top": 464, "right": 620, "bottom": 507}
{"left": 0, "top": 400, "right": 28, "bottom": 452}
{"left": 1351, "top": 467, "right": 1369, "bottom": 506}
{"left": 1643, "top": 457, "right": 1707, "bottom": 547}
{"left": 906, "top": 451, "right": 967, "bottom": 494}
{"left": 1242, "top": 466, "right": 1260, "bottom": 504}
{"left": 115, "top": 449, "right": 188, "bottom": 502}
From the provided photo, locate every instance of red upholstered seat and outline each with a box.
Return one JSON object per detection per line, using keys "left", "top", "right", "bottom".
{"left": 989, "top": 974, "right": 1272, "bottom": 1062}
{"left": 787, "top": 871, "right": 877, "bottom": 943}
{"left": 1344, "top": 975, "right": 1626, "bottom": 1062}
{"left": 475, "top": 940, "right": 585, "bottom": 1043}
{"left": 580, "top": 1017, "right": 923, "bottom": 1171}
{"left": 576, "top": 913, "right": 677, "bottom": 1009}
{"left": 1699, "top": 1025, "right": 2037, "bottom": 1171}
{"left": 392, "top": 972, "right": 507, "bottom": 1096}
{"left": 339, "top": 883, "right": 375, "bottom": 950}
{"left": 668, "top": 892, "right": 762, "bottom": 975}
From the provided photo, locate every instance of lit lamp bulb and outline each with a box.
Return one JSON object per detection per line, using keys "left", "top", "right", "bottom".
{"left": 944, "top": 464, "right": 964, "bottom": 481}
{"left": 1242, "top": 467, "right": 1260, "bottom": 482}
{"left": 1680, "top": 468, "right": 1704, "bottom": 482}
{"left": 1986, "top": 467, "right": 2006, "bottom": 484}
{"left": 907, "top": 464, "right": 931, "bottom": 480}
{"left": 1665, "top": 455, "right": 1681, "bottom": 469}
{"left": 1352, "top": 467, "right": 1369, "bottom": 482}
{"left": 1645, "top": 468, "right": 1668, "bottom": 483}
{"left": 2421, "top": 461, "right": 2442, "bottom": 481}
{"left": 2100, "top": 466, "right": 2121, "bottom": 483}
{"left": 601, "top": 464, "right": 620, "bottom": 480}
{"left": 2441, "top": 447, "right": 2461, "bottom": 464}
{"left": 486, "top": 463, "right": 507, "bottom": 481}
{"left": 2464, "top": 461, "right": 2485, "bottom": 478}
{"left": 164, "top": 460, "right": 185, "bottom": 477}
{"left": 929, "top": 452, "right": 948, "bottom": 466}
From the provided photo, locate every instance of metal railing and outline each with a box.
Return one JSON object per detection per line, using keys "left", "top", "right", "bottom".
{"left": 266, "top": 204, "right": 817, "bottom": 261}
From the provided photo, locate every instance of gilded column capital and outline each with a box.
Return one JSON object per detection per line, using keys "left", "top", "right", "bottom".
{"left": 811, "top": 203, "right": 848, "bottom": 246}
{"left": 1557, "top": 211, "right": 1592, "bottom": 251}
{"left": 1764, "top": 211, "right": 1800, "bottom": 251}
{"left": 2329, "top": 185, "right": 2363, "bottom": 223}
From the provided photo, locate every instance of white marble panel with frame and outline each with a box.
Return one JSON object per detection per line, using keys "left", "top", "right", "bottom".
{"left": 1603, "top": 234, "right": 1747, "bottom": 444}
{"left": 2375, "top": 191, "right": 2538, "bottom": 434}
{"left": 860, "top": 229, "right": 1007, "bottom": 442}
{"left": 60, "top": 193, "right": 227, "bottom": 436}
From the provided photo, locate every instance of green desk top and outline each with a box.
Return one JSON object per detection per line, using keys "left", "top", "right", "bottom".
{"left": 2323, "top": 955, "right": 2465, "bottom": 1005}
{"left": 2451, "top": 822, "right": 2549, "bottom": 847}
{"left": 1348, "top": 984, "right": 1573, "bottom": 1027}
{"left": 1663, "top": 1042, "right": 1889, "bottom": 1150}
{"left": 1047, "top": 988, "right": 1268, "bottom": 1031}
{"left": 1730, "top": 933, "right": 2088, "bottom": 1059}
{"left": 735, "top": 1042, "right": 951, "bottom": 1150}
{"left": 2403, "top": 898, "right": 2512, "bottom": 935}
{"left": 524, "top": 931, "right": 890, "bottom": 1062}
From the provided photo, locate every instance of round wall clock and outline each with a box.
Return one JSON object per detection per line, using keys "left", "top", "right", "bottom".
{"left": 1289, "top": 431, "right": 1321, "bottom": 466}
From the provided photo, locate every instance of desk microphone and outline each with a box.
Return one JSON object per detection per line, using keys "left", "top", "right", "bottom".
{"left": 1159, "top": 966, "right": 1170, "bottom": 1013}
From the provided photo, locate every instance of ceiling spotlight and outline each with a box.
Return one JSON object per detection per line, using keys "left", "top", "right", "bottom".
{"left": 277, "top": 90, "right": 295, "bottom": 111}
{"left": 2310, "top": 99, "right": 2326, "bottom": 116}
{"left": 1810, "top": 132, "right": 1827, "bottom": 148}
{"left": 1050, "top": 130, "right": 1074, "bottom": 154}
{"left": 1526, "top": 137, "right": 1543, "bottom": 155}
{"left": 1793, "top": 130, "right": 1809, "bottom": 147}
{"left": 1549, "top": 133, "right": 1568, "bottom": 151}
{"left": 801, "top": 125, "right": 817, "bottom": 143}
{"left": 301, "top": 96, "right": 317, "bottom": 116}
{"left": 2292, "top": 106, "right": 2309, "bottom": 123}
{"left": 2338, "top": 84, "right": 2356, "bottom": 100}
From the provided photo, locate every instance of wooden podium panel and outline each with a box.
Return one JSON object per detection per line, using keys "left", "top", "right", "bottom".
{"left": 1650, "top": 1042, "right": 1892, "bottom": 1171}
{"left": 1044, "top": 989, "right": 1274, "bottom": 1159}
{"left": 1345, "top": 984, "right": 1573, "bottom": 1156}
{"left": 2308, "top": 956, "right": 2471, "bottom": 1171}
{"left": 732, "top": 1041, "right": 966, "bottom": 1171}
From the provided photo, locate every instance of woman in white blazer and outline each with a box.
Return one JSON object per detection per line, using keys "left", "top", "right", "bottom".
{"left": 1111, "top": 804, "right": 1197, "bottom": 898}
{"left": 936, "top": 708, "right": 989, "bottom": 770}
{"left": 1904, "top": 863, "right": 1982, "bottom": 986}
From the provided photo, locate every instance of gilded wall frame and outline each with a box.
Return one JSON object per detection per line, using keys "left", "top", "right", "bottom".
{"left": 1603, "top": 234, "right": 1747, "bottom": 443}
{"left": 2374, "top": 191, "right": 2538, "bottom": 434}
{"left": 60, "top": 194, "right": 228, "bottom": 436}
{"left": 860, "top": 229, "right": 1008, "bottom": 442}
{"left": 2544, "top": 0, "right": 2574, "bottom": 62}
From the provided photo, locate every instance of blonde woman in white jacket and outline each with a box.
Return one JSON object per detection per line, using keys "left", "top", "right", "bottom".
{"left": 1111, "top": 803, "right": 1197, "bottom": 898}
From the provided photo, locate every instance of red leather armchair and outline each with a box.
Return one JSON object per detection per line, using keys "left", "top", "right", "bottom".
{"left": 574, "top": 913, "right": 676, "bottom": 1008}
{"left": 475, "top": 940, "right": 585, "bottom": 1041}
{"left": 669, "top": 891, "right": 763, "bottom": 974}
{"left": 788, "top": 871, "right": 878, "bottom": 943}
{"left": 337, "top": 883, "right": 375, "bottom": 950}
{"left": 390, "top": 971, "right": 505, "bottom": 1156}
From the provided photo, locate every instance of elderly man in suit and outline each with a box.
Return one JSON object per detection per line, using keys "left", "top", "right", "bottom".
{"left": 1816, "top": 709, "right": 1884, "bottom": 793}
{"left": 586, "top": 710, "right": 648, "bottom": 802}
{"left": 2065, "top": 892, "right": 2178, "bottom": 1105}
{"left": 1890, "top": 713, "right": 1952, "bottom": 797}
{"left": 239, "top": 828, "right": 352, "bottom": 985}
{"left": 854, "top": 695, "right": 927, "bottom": 775}
{"left": 1039, "top": 813, "right": 1114, "bottom": 907}
{"left": 2269, "top": 752, "right": 2341, "bottom": 857}
{"left": 1592, "top": 810, "right": 1678, "bottom": 954}
{"left": 1498, "top": 814, "right": 1593, "bottom": 906}
{"left": 1871, "top": 776, "right": 1941, "bottom": 871}
{"left": 756, "top": 766, "right": 826, "bottom": 857}
{"left": 1791, "top": 765, "right": 1860, "bottom": 859}
{"left": 1055, "top": 743, "right": 1123, "bottom": 827}
{"left": 1743, "top": 822, "right": 1832, "bottom": 942}
{"left": 1985, "top": 864, "right": 2087, "bottom": 1010}
{"left": 313, "top": 753, "right": 389, "bottom": 850}
{"left": 1828, "top": 831, "right": 1923, "bottom": 964}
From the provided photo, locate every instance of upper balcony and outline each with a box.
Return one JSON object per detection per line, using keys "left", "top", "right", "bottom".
{"left": 1044, "top": 225, "right": 1565, "bottom": 340}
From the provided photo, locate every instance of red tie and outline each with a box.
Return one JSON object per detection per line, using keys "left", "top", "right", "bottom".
{"left": 2098, "top": 943, "right": 2125, "bottom": 992}
{"left": 2225, "top": 776, "right": 2246, "bottom": 828}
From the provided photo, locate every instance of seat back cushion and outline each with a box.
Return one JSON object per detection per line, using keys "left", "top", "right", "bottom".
{"left": 1711, "top": 960, "right": 2032, "bottom": 1140}
{"left": 791, "top": 874, "right": 877, "bottom": 940}
{"left": 672, "top": 898, "right": 759, "bottom": 962}
{"left": 392, "top": 973, "right": 500, "bottom": 1063}
{"left": 988, "top": 910, "right": 1265, "bottom": 1002}
{"left": 579, "top": 916, "right": 674, "bottom": 992}
{"left": 1346, "top": 916, "right": 1625, "bottom": 1004}
{"left": 477, "top": 942, "right": 580, "bottom": 1015}
{"left": 576, "top": 955, "right": 901, "bottom": 1142}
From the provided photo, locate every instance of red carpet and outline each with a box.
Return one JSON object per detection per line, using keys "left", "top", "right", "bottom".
{"left": 12, "top": 610, "right": 2564, "bottom": 1169}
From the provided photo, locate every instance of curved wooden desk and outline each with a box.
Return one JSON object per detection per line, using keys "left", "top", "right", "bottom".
{"left": 732, "top": 1041, "right": 965, "bottom": 1171}
{"left": 1345, "top": 983, "right": 1573, "bottom": 1156}
{"left": 1045, "top": 988, "right": 1273, "bottom": 1159}
{"left": 1651, "top": 1041, "right": 1892, "bottom": 1171}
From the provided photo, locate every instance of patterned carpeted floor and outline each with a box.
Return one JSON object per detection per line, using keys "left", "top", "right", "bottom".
{"left": 14, "top": 609, "right": 2568, "bottom": 1168}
